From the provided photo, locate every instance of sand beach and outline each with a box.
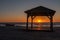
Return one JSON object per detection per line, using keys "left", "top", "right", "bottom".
{"left": 0, "top": 26, "right": 60, "bottom": 40}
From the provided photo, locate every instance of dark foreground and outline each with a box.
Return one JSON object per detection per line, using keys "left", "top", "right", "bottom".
{"left": 0, "top": 26, "right": 60, "bottom": 40}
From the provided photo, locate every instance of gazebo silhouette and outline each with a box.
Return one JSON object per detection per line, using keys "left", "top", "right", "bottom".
{"left": 24, "top": 6, "right": 56, "bottom": 31}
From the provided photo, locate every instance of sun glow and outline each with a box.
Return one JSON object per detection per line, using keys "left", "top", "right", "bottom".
{"left": 37, "top": 20, "right": 41, "bottom": 23}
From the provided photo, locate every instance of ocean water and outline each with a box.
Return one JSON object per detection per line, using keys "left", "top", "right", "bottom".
{"left": 0, "top": 22, "right": 60, "bottom": 30}
{"left": 0, "top": 22, "right": 60, "bottom": 27}
{"left": 19, "top": 22, "right": 60, "bottom": 30}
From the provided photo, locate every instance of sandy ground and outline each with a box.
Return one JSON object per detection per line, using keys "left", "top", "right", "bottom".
{"left": 0, "top": 26, "right": 60, "bottom": 40}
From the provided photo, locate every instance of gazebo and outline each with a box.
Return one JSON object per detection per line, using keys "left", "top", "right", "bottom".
{"left": 24, "top": 6, "right": 56, "bottom": 31}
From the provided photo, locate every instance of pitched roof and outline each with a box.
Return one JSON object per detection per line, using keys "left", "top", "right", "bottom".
{"left": 24, "top": 6, "right": 56, "bottom": 16}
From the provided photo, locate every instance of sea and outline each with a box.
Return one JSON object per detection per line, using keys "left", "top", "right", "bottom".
{"left": 0, "top": 22, "right": 60, "bottom": 30}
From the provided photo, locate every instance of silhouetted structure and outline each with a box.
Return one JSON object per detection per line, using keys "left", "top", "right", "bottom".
{"left": 24, "top": 6, "right": 56, "bottom": 31}
{"left": 6, "top": 23, "right": 14, "bottom": 26}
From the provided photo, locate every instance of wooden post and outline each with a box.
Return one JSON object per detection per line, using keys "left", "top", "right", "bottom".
{"left": 50, "top": 16, "right": 53, "bottom": 31}
{"left": 31, "top": 16, "right": 33, "bottom": 30}
{"left": 26, "top": 14, "right": 29, "bottom": 30}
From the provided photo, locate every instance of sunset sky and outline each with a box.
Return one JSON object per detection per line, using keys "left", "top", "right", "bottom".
{"left": 0, "top": 0, "right": 60, "bottom": 22}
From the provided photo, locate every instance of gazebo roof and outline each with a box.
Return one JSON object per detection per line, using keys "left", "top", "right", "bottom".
{"left": 24, "top": 6, "right": 56, "bottom": 16}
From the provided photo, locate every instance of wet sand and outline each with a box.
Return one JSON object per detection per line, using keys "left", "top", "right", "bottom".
{"left": 0, "top": 26, "right": 60, "bottom": 40}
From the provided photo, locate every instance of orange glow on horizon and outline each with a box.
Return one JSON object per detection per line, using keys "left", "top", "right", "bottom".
{"left": 0, "top": 17, "right": 60, "bottom": 22}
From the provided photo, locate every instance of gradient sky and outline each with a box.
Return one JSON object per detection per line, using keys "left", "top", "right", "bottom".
{"left": 0, "top": 0, "right": 60, "bottom": 22}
